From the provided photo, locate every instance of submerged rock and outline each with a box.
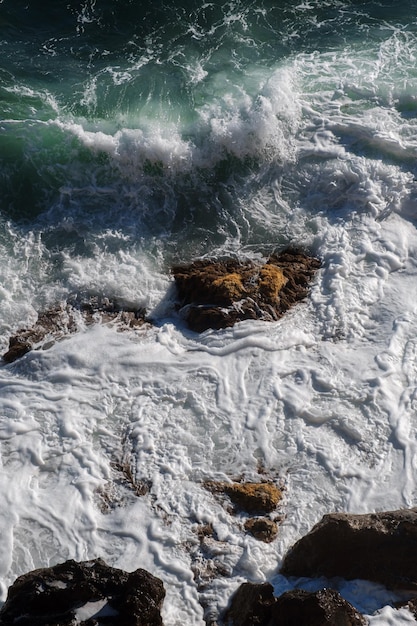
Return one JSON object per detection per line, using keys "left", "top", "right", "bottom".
{"left": 0, "top": 558, "right": 165, "bottom": 626}
{"left": 244, "top": 517, "right": 279, "bottom": 543}
{"left": 224, "top": 584, "right": 365, "bottom": 626}
{"left": 281, "top": 508, "right": 417, "bottom": 590}
{"left": 2, "top": 298, "right": 147, "bottom": 363}
{"left": 172, "top": 248, "right": 321, "bottom": 332}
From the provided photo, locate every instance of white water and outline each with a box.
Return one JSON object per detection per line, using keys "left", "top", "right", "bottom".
{"left": 2, "top": 30, "right": 417, "bottom": 625}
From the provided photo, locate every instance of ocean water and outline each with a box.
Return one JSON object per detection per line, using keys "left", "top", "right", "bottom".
{"left": 1, "top": 0, "right": 417, "bottom": 623}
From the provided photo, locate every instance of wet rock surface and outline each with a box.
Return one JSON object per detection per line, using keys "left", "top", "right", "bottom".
{"left": 172, "top": 249, "right": 321, "bottom": 332}
{"left": 398, "top": 597, "right": 417, "bottom": 620}
{"left": 2, "top": 249, "right": 320, "bottom": 362}
{"left": 2, "top": 298, "right": 147, "bottom": 363}
{"left": 0, "top": 558, "right": 165, "bottom": 626}
{"left": 281, "top": 508, "right": 417, "bottom": 590}
{"left": 224, "top": 584, "right": 366, "bottom": 626}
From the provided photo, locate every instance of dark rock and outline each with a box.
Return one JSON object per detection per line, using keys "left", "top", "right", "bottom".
{"left": 281, "top": 508, "right": 417, "bottom": 590}
{"left": 398, "top": 597, "right": 417, "bottom": 619}
{"left": 172, "top": 249, "right": 321, "bottom": 332}
{"left": 3, "top": 305, "right": 77, "bottom": 363}
{"left": 269, "top": 588, "right": 366, "bottom": 626}
{"left": 224, "top": 585, "right": 365, "bottom": 626}
{"left": 244, "top": 517, "right": 279, "bottom": 543}
{"left": 2, "top": 335, "right": 32, "bottom": 363}
{"left": 0, "top": 558, "right": 165, "bottom": 626}
{"left": 223, "top": 582, "right": 276, "bottom": 626}
{"left": 3, "top": 299, "right": 148, "bottom": 363}
{"left": 204, "top": 481, "right": 282, "bottom": 514}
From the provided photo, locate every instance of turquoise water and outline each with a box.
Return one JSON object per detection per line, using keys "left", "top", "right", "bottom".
{"left": 2, "top": 1, "right": 417, "bottom": 236}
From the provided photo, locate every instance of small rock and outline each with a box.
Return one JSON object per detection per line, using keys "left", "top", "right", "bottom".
{"left": 244, "top": 517, "right": 279, "bottom": 542}
{"left": 223, "top": 582, "right": 276, "bottom": 626}
{"left": 3, "top": 299, "right": 148, "bottom": 363}
{"left": 269, "top": 588, "right": 366, "bottom": 626}
{"left": 204, "top": 481, "right": 282, "bottom": 514}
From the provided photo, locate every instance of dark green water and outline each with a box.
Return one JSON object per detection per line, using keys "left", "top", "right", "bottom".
{"left": 1, "top": 0, "right": 417, "bottom": 315}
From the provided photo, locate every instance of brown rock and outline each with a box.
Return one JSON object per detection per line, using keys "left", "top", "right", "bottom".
{"left": 0, "top": 558, "right": 165, "bottom": 626}
{"left": 223, "top": 584, "right": 365, "bottom": 626}
{"left": 204, "top": 481, "right": 282, "bottom": 514}
{"left": 244, "top": 517, "right": 279, "bottom": 543}
{"left": 3, "top": 304, "right": 77, "bottom": 363}
{"left": 3, "top": 299, "right": 148, "bottom": 363}
{"left": 172, "top": 248, "right": 320, "bottom": 332}
{"left": 281, "top": 508, "right": 417, "bottom": 590}
{"left": 2, "top": 335, "right": 32, "bottom": 363}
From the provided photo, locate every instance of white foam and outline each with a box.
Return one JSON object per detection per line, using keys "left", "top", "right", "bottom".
{"left": 54, "top": 119, "right": 194, "bottom": 177}
{"left": 3, "top": 17, "right": 417, "bottom": 626}
{"left": 75, "top": 599, "right": 118, "bottom": 621}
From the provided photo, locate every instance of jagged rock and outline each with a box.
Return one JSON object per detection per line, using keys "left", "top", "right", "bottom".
{"left": 204, "top": 481, "right": 282, "bottom": 515}
{"left": 172, "top": 249, "right": 321, "bottom": 332}
{"left": 223, "top": 583, "right": 276, "bottom": 626}
{"left": 244, "top": 517, "right": 279, "bottom": 543}
{"left": 3, "top": 298, "right": 147, "bottom": 363}
{"left": 281, "top": 508, "right": 417, "bottom": 590}
{"left": 269, "top": 589, "right": 366, "bottom": 626}
{"left": 3, "top": 305, "right": 77, "bottom": 363}
{"left": 224, "top": 584, "right": 365, "bottom": 626}
{"left": 0, "top": 558, "right": 165, "bottom": 626}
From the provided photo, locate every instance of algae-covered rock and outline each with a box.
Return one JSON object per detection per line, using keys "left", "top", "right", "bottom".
{"left": 204, "top": 481, "right": 282, "bottom": 514}
{"left": 172, "top": 248, "right": 320, "bottom": 332}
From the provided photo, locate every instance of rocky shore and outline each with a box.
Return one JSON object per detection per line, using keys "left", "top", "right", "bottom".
{"left": 2, "top": 507, "right": 417, "bottom": 624}
{"left": 3, "top": 249, "right": 415, "bottom": 624}
{"left": 2, "top": 248, "right": 320, "bottom": 363}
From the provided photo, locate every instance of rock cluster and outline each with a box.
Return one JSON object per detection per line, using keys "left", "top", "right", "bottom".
{"left": 224, "top": 508, "right": 417, "bottom": 624}
{"left": 172, "top": 249, "right": 321, "bottom": 332}
{"left": 204, "top": 481, "right": 282, "bottom": 543}
{"left": 2, "top": 249, "right": 320, "bottom": 362}
{"left": 0, "top": 558, "right": 165, "bottom": 626}
{"left": 3, "top": 298, "right": 147, "bottom": 363}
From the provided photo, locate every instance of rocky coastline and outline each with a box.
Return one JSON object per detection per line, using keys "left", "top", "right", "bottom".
{"left": 2, "top": 249, "right": 415, "bottom": 624}
{"left": 2, "top": 248, "right": 320, "bottom": 363}
{"left": 1, "top": 507, "right": 417, "bottom": 624}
